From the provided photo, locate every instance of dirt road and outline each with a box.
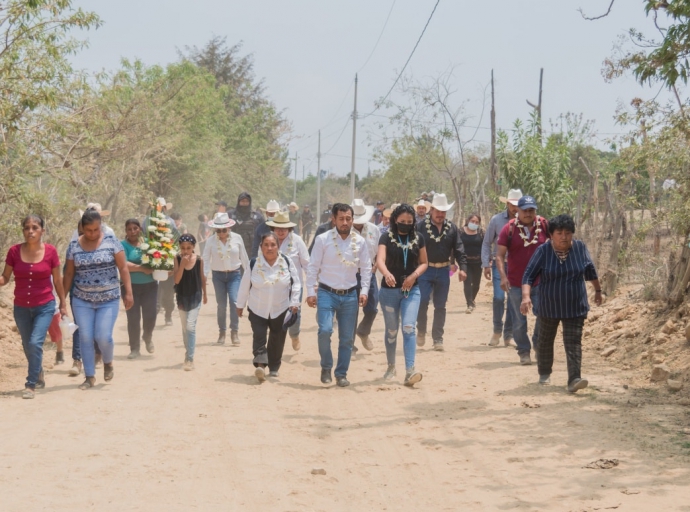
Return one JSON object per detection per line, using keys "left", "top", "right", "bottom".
{"left": 1, "top": 279, "right": 689, "bottom": 511}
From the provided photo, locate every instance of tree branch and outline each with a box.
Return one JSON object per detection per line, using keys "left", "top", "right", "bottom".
{"left": 578, "top": 0, "right": 615, "bottom": 21}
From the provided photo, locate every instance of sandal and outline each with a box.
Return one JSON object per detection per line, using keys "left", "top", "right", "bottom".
{"left": 78, "top": 377, "right": 96, "bottom": 390}
{"left": 36, "top": 370, "right": 45, "bottom": 389}
{"left": 22, "top": 387, "right": 35, "bottom": 399}
{"left": 103, "top": 363, "right": 114, "bottom": 382}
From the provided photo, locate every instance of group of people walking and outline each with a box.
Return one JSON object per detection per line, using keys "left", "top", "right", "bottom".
{"left": 1, "top": 188, "right": 602, "bottom": 398}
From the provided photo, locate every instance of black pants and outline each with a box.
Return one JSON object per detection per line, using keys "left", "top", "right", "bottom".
{"left": 248, "top": 309, "right": 288, "bottom": 372}
{"left": 157, "top": 276, "right": 175, "bottom": 320}
{"left": 463, "top": 262, "right": 482, "bottom": 307}
{"left": 537, "top": 316, "right": 585, "bottom": 385}
{"left": 124, "top": 282, "right": 158, "bottom": 351}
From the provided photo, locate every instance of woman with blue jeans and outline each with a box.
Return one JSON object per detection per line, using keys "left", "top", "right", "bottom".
{"left": 63, "top": 209, "right": 133, "bottom": 390}
{"left": 1, "top": 214, "right": 68, "bottom": 399}
{"left": 202, "top": 212, "right": 249, "bottom": 346}
{"left": 376, "top": 204, "right": 428, "bottom": 386}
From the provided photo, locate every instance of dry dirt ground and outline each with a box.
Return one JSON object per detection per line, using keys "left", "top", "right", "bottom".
{"left": 1, "top": 279, "right": 689, "bottom": 511}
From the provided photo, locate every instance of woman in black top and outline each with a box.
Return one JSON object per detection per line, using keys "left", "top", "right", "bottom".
{"left": 459, "top": 213, "right": 483, "bottom": 313}
{"left": 377, "top": 204, "right": 428, "bottom": 386}
{"left": 173, "top": 234, "right": 207, "bottom": 371}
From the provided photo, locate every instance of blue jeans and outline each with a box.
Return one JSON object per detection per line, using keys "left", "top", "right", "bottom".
{"left": 379, "top": 286, "right": 421, "bottom": 369}
{"left": 72, "top": 297, "right": 120, "bottom": 378}
{"left": 179, "top": 305, "right": 201, "bottom": 361}
{"left": 14, "top": 300, "right": 55, "bottom": 389}
{"left": 507, "top": 286, "right": 540, "bottom": 355}
{"left": 492, "top": 263, "right": 514, "bottom": 337}
{"left": 68, "top": 297, "right": 101, "bottom": 361}
{"left": 356, "top": 273, "right": 378, "bottom": 337}
{"left": 317, "top": 288, "right": 359, "bottom": 378}
{"left": 417, "top": 266, "right": 451, "bottom": 342}
{"left": 212, "top": 270, "right": 241, "bottom": 332}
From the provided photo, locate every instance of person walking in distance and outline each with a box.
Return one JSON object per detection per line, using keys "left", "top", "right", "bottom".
{"left": 230, "top": 192, "right": 263, "bottom": 253}
{"left": 496, "top": 195, "right": 550, "bottom": 365}
{"left": 203, "top": 212, "right": 249, "bottom": 346}
{"left": 351, "top": 199, "right": 380, "bottom": 352}
{"left": 306, "top": 203, "right": 372, "bottom": 387}
{"left": 300, "top": 204, "right": 315, "bottom": 244}
{"left": 251, "top": 200, "right": 281, "bottom": 259}
{"left": 481, "top": 189, "right": 521, "bottom": 346}
{"left": 460, "top": 214, "right": 484, "bottom": 314}
{"left": 415, "top": 193, "right": 467, "bottom": 351}
{"left": 377, "top": 204, "right": 428, "bottom": 386}
{"left": 288, "top": 202, "right": 301, "bottom": 235}
{"left": 174, "top": 234, "right": 207, "bottom": 370}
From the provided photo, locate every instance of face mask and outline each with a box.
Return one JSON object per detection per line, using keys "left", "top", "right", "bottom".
{"left": 397, "top": 223, "right": 414, "bottom": 235}
{"left": 468, "top": 222, "right": 479, "bottom": 230}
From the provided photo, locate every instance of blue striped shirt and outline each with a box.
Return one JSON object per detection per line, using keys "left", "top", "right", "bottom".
{"left": 522, "top": 240, "right": 598, "bottom": 319}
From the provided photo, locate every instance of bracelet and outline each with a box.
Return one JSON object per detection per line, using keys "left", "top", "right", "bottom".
{"left": 595, "top": 289, "right": 602, "bottom": 293}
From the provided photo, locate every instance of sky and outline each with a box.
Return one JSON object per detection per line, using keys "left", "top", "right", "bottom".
{"left": 71, "top": 0, "right": 668, "bottom": 179}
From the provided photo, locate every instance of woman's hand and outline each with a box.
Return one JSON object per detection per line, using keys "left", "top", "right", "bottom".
{"left": 143, "top": 267, "right": 153, "bottom": 275}
{"left": 384, "top": 272, "right": 396, "bottom": 287}
{"left": 123, "top": 292, "right": 134, "bottom": 310}
{"left": 290, "top": 306, "right": 299, "bottom": 314}
{"left": 520, "top": 297, "right": 532, "bottom": 316}
{"left": 203, "top": 294, "right": 208, "bottom": 305}
{"left": 401, "top": 274, "right": 416, "bottom": 291}
{"left": 236, "top": 307, "right": 243, "bottom": 317}
{"left": 457, "top": 270, "right": 467, "bottom": 282}
{"left": 59, "top": 305, "right": 68, "bottom": 318}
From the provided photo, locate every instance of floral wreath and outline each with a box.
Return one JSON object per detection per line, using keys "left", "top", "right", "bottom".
{"left": 331, "top": 229, "right": 360, "bottom": 267}
{"left": 515, "top": 218, "right": 542, "bottom": 247}
{"left": 215, "top": 234, "right": 232, "bottom": 261}
{"left": 255, "top": 254, "right": 289, "bottom": 286}
{"left": 425, "top": 217, "right": 450, "bottom": 243}
{"left": 388, "top": 229, "right": 418, "bottom": 249}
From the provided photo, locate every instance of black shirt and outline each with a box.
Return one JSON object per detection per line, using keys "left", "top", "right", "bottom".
{"left": 308, "top": 221, "right": 333, "bottom": 254}
{"left": 416, "top": 218, "right": 467, "bottom": 271}
{"left": 379, "top": 231, "right": 426, "bottom": 288}
{"left": 174, "top": 256, "right": 202, "bottom": 312}
{"left": 459, "top": 228, "right": 483, "bottom": 263}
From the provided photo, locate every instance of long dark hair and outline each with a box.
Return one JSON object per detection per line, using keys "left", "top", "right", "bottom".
{"left": 389, "top": 203, "right": 418, "bottom": 240}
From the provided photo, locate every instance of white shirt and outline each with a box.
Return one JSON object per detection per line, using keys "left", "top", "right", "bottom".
{"left": 279, "top": 232, "right": 310, "bottom": 278}
{"left": 306, "top": 228, "right": 372, "bottom": 297}
{"left": 202, "top": 233, "right": 249, "bottom": 274}
{"left": 355, "top": 222, "right": 380, "bottom": 262}
{"left": 236, "top": 253, "right": 301, "bottom": 319}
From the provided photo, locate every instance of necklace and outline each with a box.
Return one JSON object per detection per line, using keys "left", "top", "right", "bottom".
{"left": 515, "top": 219, "right": 542, "bottom": 247}
{"left": 331, "top": 229, "right": 360, "bottom": 267}
{"left": 255, "top": 255, "right": 288, "bottom": 285}
{"left": 281, "top": 233, "right": 294, "bottom": 254}
{"left": 388, "top": 230, "right": 418, "bottom": 250}
{"left": 216, "top": 235, "right": 231, "bottom": 260}
{"left": 551, "top": 241, "right": 570, "bottom": 264}
{"left": 425, "top": 218, "right": 450, "bottom": 242}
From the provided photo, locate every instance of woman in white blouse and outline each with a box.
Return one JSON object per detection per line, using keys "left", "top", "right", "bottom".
{"left": 266, "top": 212, "right": 309, "bottom": 351}
{"left": 202, "top": 212, "right": 249, "bottom": 346}
{"left": 236, "top": 232, "right": 301, "bottom": 383}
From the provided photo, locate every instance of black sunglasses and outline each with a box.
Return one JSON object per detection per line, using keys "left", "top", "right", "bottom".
{"left": 217, "top": 228, "right": 229, "bottom": 233}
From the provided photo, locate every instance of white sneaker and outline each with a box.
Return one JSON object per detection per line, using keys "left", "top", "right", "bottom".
{"left": 255, "top": 366, "right": 266, "bottom": 382}
{"left": 488, "top": 333, "right": 501, "bottom": 346}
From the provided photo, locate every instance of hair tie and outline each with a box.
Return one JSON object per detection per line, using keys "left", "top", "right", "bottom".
{"left": 178, "top": 234, "right": 196, "bottom": 245}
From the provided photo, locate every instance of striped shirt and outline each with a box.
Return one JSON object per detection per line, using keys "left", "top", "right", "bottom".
{"left": 522, "top": 240, "right": 598, "bottom": 319}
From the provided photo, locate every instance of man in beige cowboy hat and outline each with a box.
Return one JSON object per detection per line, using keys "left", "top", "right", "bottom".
{"left": 415, "top": 199, "right": 431, "bottom": 224}
{"left": 288, "top": 202, "right": 301, "bottom": 235}
{"left": 251, "top": 200, "right": 281, "bottom": 259}
{"left": 415, "top": 193, "right": 467, "bottom": 351}
{"left": 351, "top": 199, "right": 380, "bottom": 351}
{"left": 480, "top": 189, "right": 521, "bottom": 347}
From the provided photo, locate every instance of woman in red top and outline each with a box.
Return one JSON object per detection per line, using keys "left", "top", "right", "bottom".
{"left": 0, "top": 214, "right": 67, "bottom": 399}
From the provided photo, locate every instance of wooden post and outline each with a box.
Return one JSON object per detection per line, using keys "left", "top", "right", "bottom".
{"left": 490, "top": 69, "right": 498, "bottom": 192}
{"left": 526, "top": 68, "right": 543, "bottom": 142}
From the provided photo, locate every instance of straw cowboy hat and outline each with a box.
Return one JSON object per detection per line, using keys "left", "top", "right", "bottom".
{"left": 260, "top": 199, "right": 281, "bottom": 214}
{"left": 415, "top": 199, "right": 431, "bottom": 212}
{"left": 288, "top": 202, "right": 299, "bottom": 211}
{"left": 383, "top": 203, "right": 401, "bottom": 218}
{"left": 351, "top": 199, "right": 375, "bottom": 224}
{"left": 208, "top": 212, "right": 236, "bottom": 229}
{"left": 499, "top": 189, "right": 523, "bottom": 206}
{"left": 266, "top": 211, "right": 297, "bottom": 229}
{"left": 156, "top": 197, "right": 172, "bottom": 211}
{"left": 429, "top": 193, "right": 454, "bottom": 212}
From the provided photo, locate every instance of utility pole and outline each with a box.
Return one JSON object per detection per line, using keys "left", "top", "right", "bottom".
{"left": 292, "top": 152, "right": 298, "bottom": 203}
{"left": 302, "top": 164, "right": 305, "bottom": 182}
{"left": 490, "top": 69, "right": 498, "bottom": 193}
{"left": 349, "top": 74, "right": 358, "bottom": 202}
{"left": 526, "top": 68, "right": 543, "bottom": 142}
{"left": 316, "top": 130, "right": 321, "bottom": 222}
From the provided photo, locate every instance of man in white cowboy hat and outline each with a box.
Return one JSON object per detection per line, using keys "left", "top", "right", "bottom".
{"left": 351, "top": 199, "right": 380, "bottom": 351}
{"left": 203, "top": 212, "right": 249, "bottom": 346}
{"left": 415, "top": 193, "right": 467, "bottom": 351}
{"left": 251, "top": 199, "right": 281, "bottom": 259}
{"left": 481, "top": 189, "right": 521, "bottom": 347}
{"left": 306, "top": 203, "right": 372, "bottom": 387}
{"left": 415, "top": 200, "right": 430, "bottom": 224}
{"left": 288, "top": 202, "right": 301, "bottom": 235}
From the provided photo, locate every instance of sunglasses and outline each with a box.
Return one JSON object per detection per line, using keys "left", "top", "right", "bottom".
{"left": 217, "top": 228, "right": 228, "bottom": 233}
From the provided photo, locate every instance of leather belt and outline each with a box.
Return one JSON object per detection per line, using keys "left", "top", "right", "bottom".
{"left": 428, "top": 261, "right": 451, "bottom": 268}
{"left": 319, "top": 283, "right": 357, "bottom": 296}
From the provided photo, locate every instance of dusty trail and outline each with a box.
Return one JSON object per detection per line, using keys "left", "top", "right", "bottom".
{"left": 1, "top": 279, "right": 689, "bottom": 511}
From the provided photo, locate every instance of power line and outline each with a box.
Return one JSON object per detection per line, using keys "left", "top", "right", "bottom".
{"left": 358, "top": 0, "right": 396, "bottom": 73}
{"left": 362, "top": 0, "right": 441, "bottom": 118}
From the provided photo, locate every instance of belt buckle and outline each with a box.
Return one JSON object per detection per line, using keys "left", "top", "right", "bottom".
{"left": 336, "top": 288, "right": 346, "bottom": 296}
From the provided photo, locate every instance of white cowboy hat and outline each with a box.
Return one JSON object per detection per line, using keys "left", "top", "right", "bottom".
{"left": 84, "top": 202, "right": 110, "bottom": 217}
{"left": 415, "top": 199, "right": 431, "bottom": 212}
{"left": 156, "top": 197, "right": 173, "bottom": 211}
{"left": 208, "top": 212, "right": 236, "bottom": 229}
{"left": 499, "top": 189, "right": 523, "bottom": 206}
{"left": 351, "top": 199, "right": 375, "bottom": 224}
{"left": 288, "top": 202, "right": 299, "bottom": 210}
{"left": 266, "top": 211, "right": 297, "bottom": 229}
{"left": 260, "top": 199, "right": 281, "bottom": 214}
{"left": 430, "top": 193, "right": 454, "bottom": 212}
